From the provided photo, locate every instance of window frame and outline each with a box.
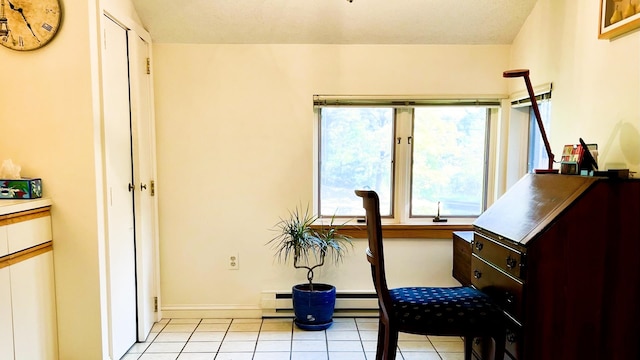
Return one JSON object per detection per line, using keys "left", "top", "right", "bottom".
{"left": 407, "top": 106, "right": 491, "bottom": 220}
{"left": 501, "top": 83, "right": 553, "bottom": 192}
{"left": 313, "top": 96, "right": 500, "bottom": 225}
{"left": 316, "top": 106, "right": 397, "bottom": 218}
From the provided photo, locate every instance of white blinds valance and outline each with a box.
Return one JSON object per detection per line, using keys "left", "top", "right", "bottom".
{"left": 313, "top": 95, "right": 503, "bottom": 108}
{"left": 509, "top": 82, "right": 553, "bottom": 108}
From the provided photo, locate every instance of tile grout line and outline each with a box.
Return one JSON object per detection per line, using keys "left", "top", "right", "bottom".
{"left": 251, "top": 318, "right": 263, "bottom": 360}
{"left": 288, "top": 319, "right": 293, "bottom": 360}
{"left": 215, "top": 319, "right": 235, "bottom": 360}
{"left": 177, "top": 318, "right": 202, "bottom": 356}
{"left": 355, "top": 318, "right": 368, "bottom": 359}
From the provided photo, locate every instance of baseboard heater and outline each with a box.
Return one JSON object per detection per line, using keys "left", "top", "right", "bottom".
{"left": 261, "top": 290, "right": 380, "bottom": 318}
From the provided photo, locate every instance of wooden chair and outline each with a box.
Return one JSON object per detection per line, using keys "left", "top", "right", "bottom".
{"left": 355, "top": 190, "right": 505, "bottom": 360}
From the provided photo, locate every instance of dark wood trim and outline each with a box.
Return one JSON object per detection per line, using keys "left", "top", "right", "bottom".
{"left": 0, "top": 241, "right": 53, "bottom": 269}
{"left": 0, "top": 206, "right": 51, "bottom": 226}
{"left": 312, "top": 223, "right": 473, "bottom": 239}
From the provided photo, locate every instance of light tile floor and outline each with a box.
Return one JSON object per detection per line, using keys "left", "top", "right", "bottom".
{"left": 122, "top": 317, "right": 466, "bottom": 360}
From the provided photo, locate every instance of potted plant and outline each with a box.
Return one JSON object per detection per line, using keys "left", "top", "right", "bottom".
{"left": 268, "top": 205, "right": 352, "bottom": 330}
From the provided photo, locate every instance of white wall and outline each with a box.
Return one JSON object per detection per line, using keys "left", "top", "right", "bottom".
{"left": 0, "top": 0, "right": 105, "bottom": 357}
{"left": 152, "top": 44, "right": 511, "bottom": 313}
{"left": 0, "top": 0, "right": 146, "bottom": 358}
{"left": 510, "top": 0, "right": 640, "bottom": 172}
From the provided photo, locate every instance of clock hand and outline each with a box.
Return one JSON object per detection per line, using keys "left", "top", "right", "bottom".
{"left": 6, "top": 0, "right": 38, "bottom": 40}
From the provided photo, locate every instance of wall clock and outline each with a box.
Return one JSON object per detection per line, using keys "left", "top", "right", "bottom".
{"left": 0, "top": 0, "right": 61, "bottom": 51}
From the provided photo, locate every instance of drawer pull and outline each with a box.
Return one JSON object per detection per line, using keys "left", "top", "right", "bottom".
{"left": 474, "top": 242, "right": 484, "bottom": 251}
{"left": 506, "top": 256, "right": 517, "bottom": 269}
{"left": 473, "top": 270, "right": 482, "bottom": 279}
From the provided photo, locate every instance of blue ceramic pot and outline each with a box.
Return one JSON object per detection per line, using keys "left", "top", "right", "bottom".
{"left": 292, "top": 283, "right": 336, "bottom": 330}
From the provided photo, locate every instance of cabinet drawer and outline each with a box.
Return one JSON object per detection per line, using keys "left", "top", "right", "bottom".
{"left": 471, "top": 254, "right": 524, "bottom": 321}
{"left": 7, "top": 216, "right": 52, "bottom": 254}
{"left": 473, "top": 233, "right": 524, "bottom": 279}
{"left": 0, "top": 225, "right": 7, "bottom": 257}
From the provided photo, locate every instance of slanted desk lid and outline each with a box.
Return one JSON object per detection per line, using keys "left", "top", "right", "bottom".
{"left": 473, "top": 174, "right": 598, "bottom": 245}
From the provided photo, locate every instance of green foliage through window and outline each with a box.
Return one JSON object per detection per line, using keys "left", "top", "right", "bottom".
{"left": 318, "top": 104, "right": 490, "bottom": 219}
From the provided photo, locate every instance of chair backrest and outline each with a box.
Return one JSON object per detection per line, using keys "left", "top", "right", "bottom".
{"left": 355, "top": 190, "right": 394, "bottom": 321}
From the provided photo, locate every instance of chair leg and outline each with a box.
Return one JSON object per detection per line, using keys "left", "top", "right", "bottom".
{"left": 464, "top": 336, "right": 473, "bottom": 360}
{"left": 385, "top": 326, "right": 398, "bottom": 360}
{"left": 376, "top": 320, "right": 385, "bottom": 360}
{"left": 493, "top": 334, "right": 505, "bottom": 360}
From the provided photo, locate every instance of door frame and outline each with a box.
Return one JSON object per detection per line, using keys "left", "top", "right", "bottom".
{"left": 100, "top": 3, "right": 161, "bottom": 348}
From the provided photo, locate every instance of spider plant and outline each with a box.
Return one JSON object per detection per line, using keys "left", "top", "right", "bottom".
{"left": 268, "top": 205, "right": 352, "bottom": 289}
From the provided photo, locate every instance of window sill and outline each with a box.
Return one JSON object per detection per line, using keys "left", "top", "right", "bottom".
{"left": 312, "top": 220, "right": 474, "bottom": 239}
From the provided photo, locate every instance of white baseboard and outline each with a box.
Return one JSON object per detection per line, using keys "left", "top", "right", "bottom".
{"left": 161, "top": 290, "right": 381, "bottom": 319}
{"left": 161, "top": 304, "right": 263, "bottom": 319}
{"left": 261, "top": 290, "right": 379, "bottom": 318}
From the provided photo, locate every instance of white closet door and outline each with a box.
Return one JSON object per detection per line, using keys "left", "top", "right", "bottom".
{"left": 129, "top": 32, "right": 157, "bottom": 341}
{"left": 102, "top": 16, "right": 137, "bottom": 360}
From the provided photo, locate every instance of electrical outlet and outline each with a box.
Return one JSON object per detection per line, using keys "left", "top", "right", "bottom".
{"left": 228, "top": 253, "right": 239, "bottom": 270}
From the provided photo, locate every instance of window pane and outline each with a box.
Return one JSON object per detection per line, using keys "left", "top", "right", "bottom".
{"left": 528, "top": 100, "right": 551, "bottom": 172}
{"left": 411, "top": 107, "right": 487, "bottom": 217}
{"left": 319, "top": 107, "right": 394, "bottom": 216}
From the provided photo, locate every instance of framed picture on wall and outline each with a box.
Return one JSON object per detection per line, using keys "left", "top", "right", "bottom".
{"left": 599, "top": 0, "right": 640, "bottom": 39}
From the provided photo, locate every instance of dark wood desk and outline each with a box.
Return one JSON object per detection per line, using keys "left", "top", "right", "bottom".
{"left": 453, "top": 174, "right": 640, "bottom": 360}
{"left": 452, "top": 231, "right": 473, "bottom": 286}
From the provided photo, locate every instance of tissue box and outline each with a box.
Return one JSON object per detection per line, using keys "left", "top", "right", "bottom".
{"left": 0, "top": 178, "right": 42, "bottom": 199}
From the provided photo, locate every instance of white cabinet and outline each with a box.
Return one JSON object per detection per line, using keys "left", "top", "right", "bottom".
{"left": 0, "top": 201, "right": 57, "bottom": 360}
{"left": 0, "top": 266, "right": 14, "bottom": 360}
{"left": 11, "top": 251, "right": 57, "bottom": 359}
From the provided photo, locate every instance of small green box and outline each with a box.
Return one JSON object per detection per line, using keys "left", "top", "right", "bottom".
{"left": 0, "top": 178, "right": 42, "bottom": 199}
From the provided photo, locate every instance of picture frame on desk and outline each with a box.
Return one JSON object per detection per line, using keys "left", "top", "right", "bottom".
{"left": 599, "top": 0, "right": 640, "bottom": 39}
{"left": 560, "top": 161, "right": 579, "bottom": 175}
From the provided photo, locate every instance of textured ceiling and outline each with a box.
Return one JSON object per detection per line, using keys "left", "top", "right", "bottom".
{"left": 130, "top": 0, "right": 538, "bottom": 44}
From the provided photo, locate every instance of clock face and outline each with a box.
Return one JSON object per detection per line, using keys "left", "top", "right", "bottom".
{"left": 0, "top": 0, "right": 61, "bottom": 51}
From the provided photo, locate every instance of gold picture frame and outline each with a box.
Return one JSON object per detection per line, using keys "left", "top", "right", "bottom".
{"left": 599, "top": 0, "right": 640, "bottom": 39}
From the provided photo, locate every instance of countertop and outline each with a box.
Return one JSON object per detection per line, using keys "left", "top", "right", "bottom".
{"left": 0, "top": 198, "right": 52, "bottom": 216}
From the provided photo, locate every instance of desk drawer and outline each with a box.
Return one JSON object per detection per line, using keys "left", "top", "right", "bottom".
{"left": 473, "top": 233, "right": 524, "bottom": 279}
{"left": 471, "top": 336, "right": 516, "bottom": 360}
{"left": 471, "top": 254, "right": 524, "bottom": 321}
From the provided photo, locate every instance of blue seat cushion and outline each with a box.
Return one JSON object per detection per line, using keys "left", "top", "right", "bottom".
{"left": 389, "top": 286, "right": 504, "bottom": 335}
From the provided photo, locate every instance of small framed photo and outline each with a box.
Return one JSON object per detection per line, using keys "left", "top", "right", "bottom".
{"left": 599, "top": 0, "right": 640, "bottom": 39}
{"left": 560, "top": 162, "right": 579, "bottom": 175}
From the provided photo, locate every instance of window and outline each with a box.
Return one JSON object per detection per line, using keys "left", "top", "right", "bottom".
{"left": 411, "top": 107, "right": 488, "bottom": 217}
{"left": 319, "top": 107, "right": 394, "bottom": 216}
{"left": 527, "top": 99, "right": 551, "bottom": 173}
{"left": 316, "top": 97, "right": 498, "bottom": 221}
{"left": 502, "top": 86, "right": 553, "bottom": 191}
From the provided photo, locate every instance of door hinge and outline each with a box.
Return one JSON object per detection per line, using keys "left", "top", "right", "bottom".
{"left": 154, "top": 296, "right": 158, "bottom": 312}
{"left": 146, "top": 58, "right": 151, "bottom": 74}
{"left": 150, "top": 180, "right": 155, "bottom": 196}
